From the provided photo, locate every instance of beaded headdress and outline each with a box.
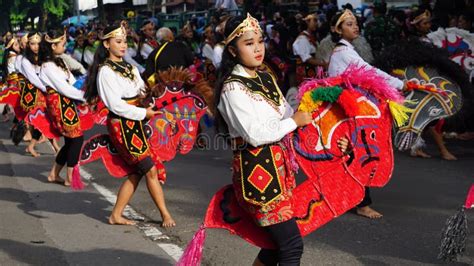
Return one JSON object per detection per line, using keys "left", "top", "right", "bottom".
{"left": 224, "top": 13, "right": 262, "bottom": 45}
{"left": 100, "top": 21, "right": 127, "bottom": 40}
{"left": 335, "top": 9, "right": 356, "bottom": 32}
{"left": 5, "top": 37, "right": 16, "bottom": 49}
{"left": 410, "top": 10, "right": 431, "bottom": 25}
{"left": 28, "top": 32, "right": 42, "bottom": 43}
{"left": 45, "top": 30, "right": 66, "bottom": 43}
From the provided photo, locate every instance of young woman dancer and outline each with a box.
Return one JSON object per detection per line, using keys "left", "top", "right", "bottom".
{"left": 214, "top": 14, "right": 348, "bottom": 265}
{"left": 84, "top": 23, "right": 175, "bottom": 227}
{"left": 328, "top": 9, "right": 405, "bottom": 219}
{"left": 19, "top": 32, "right": 60, "bottom": 156}
{"left": 2, "top": 35, "right": 20, "bottom": 122}
{"left": 38, "top": 29, "right": 85, "bottom": 186}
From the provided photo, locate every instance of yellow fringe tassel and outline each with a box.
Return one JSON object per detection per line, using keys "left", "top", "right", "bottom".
{"left": 298, "top": 91, "right": 323, "bottom": 112}
{"left": 388, "top": 100, "right": 414, "bottom": 127}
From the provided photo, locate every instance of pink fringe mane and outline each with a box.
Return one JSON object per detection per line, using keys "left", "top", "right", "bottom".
{"left": 297, "top": 64, "right": 405, "bottom": 103}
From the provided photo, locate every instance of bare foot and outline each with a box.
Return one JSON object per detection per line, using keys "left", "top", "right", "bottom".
{"left": 356, "top": 206, "right": 383, "bottom": 219}
{"left": 64, "top": 179, "right": 71, "bottom": 187}
{"left": 457, "top": 132, "right": 474, "bottom": 140}
{"left": 47, "top": 175, "right": 65, "bottom": 184}
{"left": 161, "top": 216, "right": 176, "bottom": 228}
{"left": 441, "top": 151, "right": 457, "bottom": 161}
{"left": 25, "top": 147, "right": 40, "bottom": 157}
{"left": 410, "top": 149, "right": 431, "bottom": 158}
{"left": 109, "top": 215, "right": 136, "bottom": 225}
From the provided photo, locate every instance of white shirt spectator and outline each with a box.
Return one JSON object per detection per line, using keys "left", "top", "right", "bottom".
{"left": 292, "top": 31, "right": 316, "bottom": 63}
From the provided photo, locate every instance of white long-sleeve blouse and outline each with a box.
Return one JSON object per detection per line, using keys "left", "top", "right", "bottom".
{"left": 20, "top": 57, "right": 46, "bottom": 92}
{"left": 40, "top": 61, "right": 85, "bottom": 101}
{"left": 217, "top": 64, "right": 296, "bottom": 147}
{"left": 328, "top": 39, "right": 403, "bottom": 90}
{"left": 97, "top": 62, "right": 147, "bottom": 121}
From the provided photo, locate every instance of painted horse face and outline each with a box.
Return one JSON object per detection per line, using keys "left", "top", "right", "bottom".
{"left": 146, "top": 89, "right": 207, "bottom": 162}
{"left": 393, "top": 66, "right": 463, "bottom": 151}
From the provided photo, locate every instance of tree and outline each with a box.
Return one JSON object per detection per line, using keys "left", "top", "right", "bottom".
{"left": 7, "top": 0, "right": 72, "bottom": 30}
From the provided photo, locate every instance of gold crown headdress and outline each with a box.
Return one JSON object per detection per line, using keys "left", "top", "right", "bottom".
{"left": 45, "top": 29, "right": 66, "bottom": 43}
{"left": 3, "top": 31, "right": 12, "bottom": 42}
{"left": 335, "top": 9, "right": 356, "bottom": 33}
{"left": 410, "top": 10, "right": 431, "bottom": 25}
{"left": 303, "top": 14, "right": 318, "bottom": 22}
{"left": 20, "top": 34, "right": 28, "bottom": 44}
{"left": 28, "top": 32, "right": 42, "bottom": 43}
{"left": 100, "top": 21, "right": 127, "bottom": 40}
{"left": 5, "top": 37, "right": 16, "bottom": 49}
{"left": 224, "top": 13, "right": 262, "bottom": 45}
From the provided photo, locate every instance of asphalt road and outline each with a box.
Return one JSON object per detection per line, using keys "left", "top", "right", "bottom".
{"left": 0, "top": 120, "right": 473, "bottom": 265}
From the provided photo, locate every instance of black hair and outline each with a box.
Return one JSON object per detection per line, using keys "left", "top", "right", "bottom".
{"left": 24, "top": 31, "right": 40, "bottom": 65}
{"left": 213, "top": 15, "right": 246, "bottom": 134}
{"left": 2, "top": 36, "right": 17, "bottom": 79}
{"left": 38, "top": 28, "right": 67, "bottom": 71}
{"left": 84, "top": 24, "right": 119, "bottom": 103}
{"left": 330, "top": 12, "right": 343, "bottom": 43}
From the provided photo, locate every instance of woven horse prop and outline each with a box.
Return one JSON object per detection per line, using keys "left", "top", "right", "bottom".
{"left": 177, "top": 66, "right": 403, "bottom": 265}
{"left": 392, "top": 66, "right": 463, "bottom": 150}
{"left": 375, "top": 40, "right": 471, "bottom": 150}
{"left": 428, "top": 27, "right": 474, "bottom": 78}
{"left": 78, "top": 67, "right": 212, "bottom": 184}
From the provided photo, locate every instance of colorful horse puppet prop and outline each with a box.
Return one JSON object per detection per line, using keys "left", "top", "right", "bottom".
{"left": 392, "top": 66, "right": 463, "bottom": 150}
{"left": 177, "top": 66, "right": 404, "bottom": 265}
{"left": 428, "top": 27, "right": 474, "bottom": 79}
{"left": 376, "top": 39, "right": 471, "bottom": 151}
{"left": 79, "top": 67, "right": 212, "bottom": 184}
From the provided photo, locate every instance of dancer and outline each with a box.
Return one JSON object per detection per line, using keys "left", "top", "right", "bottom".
{"left": 213, "top": 14, "right": 348, "bottom": 265}
{"left": 408, "top": 9, "right": 457, "bottom": 161}
{"left": 328, "top": 9, "right": 405, "bottom": 219}
{"left": 1, "top": 34, "right": 20, "bottom": 122}
{"left": 138, "top": 20, "right": 158, "bottom": 60}
{"left": 38, "top": 28, "right": 85, "bottom": 186}
{"left": 292, "top": 13, "right": 327, "bottom": 85}
{"left": 19, "top": 31, "right": 60, "bottom": 156}
{"left": 84, "top": 23, "right": 175, "bottom": 227}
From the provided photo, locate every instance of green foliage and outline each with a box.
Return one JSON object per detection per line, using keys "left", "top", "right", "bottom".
{"left": 8, "top": 0, "right": 71, "bottom": 25}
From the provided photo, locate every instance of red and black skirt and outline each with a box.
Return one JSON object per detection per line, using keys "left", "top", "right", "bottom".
{"left": 15, "top": 77, "right": 46, "bottom": 120}
{"left": 106, "top": 97, "right": 154, "bottom": 175}
{"left": 45, "top": 87, "right": 83, "bottom": 138}
{"left": 232, "top": 141, "right": 296, "bottom": 227}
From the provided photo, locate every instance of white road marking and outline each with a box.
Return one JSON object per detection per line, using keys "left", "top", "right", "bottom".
{"left": 79, "top": 168, "right": 183, "bottom": 261}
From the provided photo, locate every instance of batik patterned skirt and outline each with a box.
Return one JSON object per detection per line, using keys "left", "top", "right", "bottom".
{"left": 19, "top": 78, "right": 46, "bottom": 113}
{"left": 106, "top": 97, "right": 157, "bottom": 172}
{"left": 45, "top": 87, "right": 83, "bottom": 138}
{"left": 232, "top": 142, "right": 296, "bottom": 227}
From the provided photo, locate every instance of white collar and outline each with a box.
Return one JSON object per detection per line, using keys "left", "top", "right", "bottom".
{"left": 231, "top": 64, "right": 255, "bottom": 78}
{"left": 339, "top": 39, "right": 354, "bottom": 49}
